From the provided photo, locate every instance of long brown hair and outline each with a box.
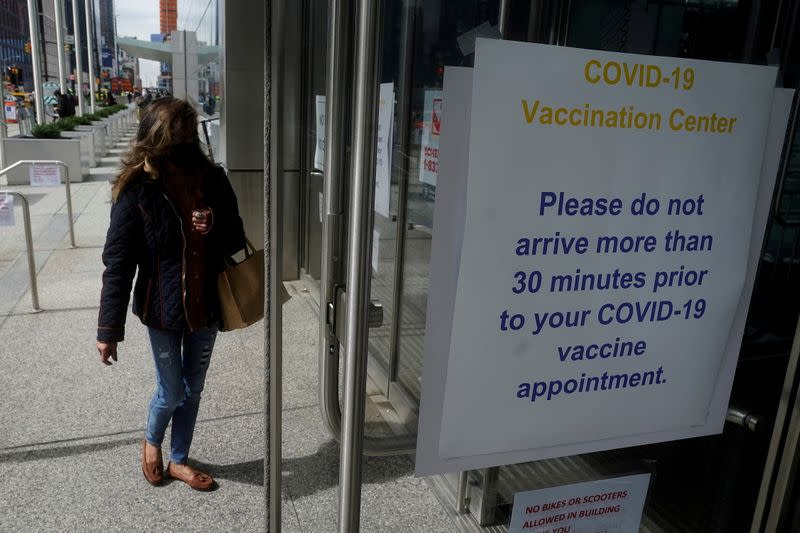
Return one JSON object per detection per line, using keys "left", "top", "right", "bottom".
{"left": 112, "top": 97, "right": 214, "bottom": 201}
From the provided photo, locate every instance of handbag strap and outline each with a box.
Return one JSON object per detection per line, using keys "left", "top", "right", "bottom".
{"left": 244, "top": 238, "right": 256, "bottom": 258}
{"left": 225, "top": 237, "right": 256, "bottom": 266}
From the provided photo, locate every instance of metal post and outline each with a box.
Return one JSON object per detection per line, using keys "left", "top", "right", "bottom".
{"left": 387, "top": 0, "right": 417, "bottom": 391}
{"left": 62, "top": 163, "right": 75, "bottom": 247}
{"left": 457, "top": 471, "right": 470, "bottom": 514}
{"left": 84, "top": 0, "right": 96, "bottom": 114}
{"left": 499, "top": 0, "right": 512, "bottom": 38}
{"left": 72, "top": 0, "right": 85, "bottom": 116}
{"left": 319, "top": 0, "right": 351, "bottom": 429}
{"left": 26, "top": 0, "right": 46, "bottom": 125}
{"left": 54, "top": 0, "right": 68, "bottom": 94}
{"left": 265, "top": 0, "right": 280, "bottom": 531}
{"left": 338, "top": 0, "right": 381, "bottom": 530}
{"left": 0, "top": 191, "right": 40, "bottom": 311}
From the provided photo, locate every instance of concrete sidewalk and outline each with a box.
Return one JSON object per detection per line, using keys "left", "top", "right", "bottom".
{"left": 0, "top": 123, "right": 455, "bottom": 531}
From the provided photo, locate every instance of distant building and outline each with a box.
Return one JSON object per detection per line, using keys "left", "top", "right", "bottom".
{"left": 160, "top": 0, "right": 177, "bottom": 35}
{"left": 96, "top": 0, "right": 115, "bottom": 75}
{"left": 0, "top": 0, "right": 62, "bottom": 92}
{"left": 39, "top": 0, "right": 60, "bottom": 83}
{"left": 0, "top": 1, "right": 31, "bottom": 91}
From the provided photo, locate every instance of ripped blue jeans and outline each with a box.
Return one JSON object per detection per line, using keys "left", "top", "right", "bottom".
{"left": 145, "top": 326, "right": 218, "bottom": 464}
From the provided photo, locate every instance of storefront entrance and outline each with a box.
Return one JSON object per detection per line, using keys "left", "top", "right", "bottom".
{"left": 276, "top": 0, "right": 800, "bottom": 530}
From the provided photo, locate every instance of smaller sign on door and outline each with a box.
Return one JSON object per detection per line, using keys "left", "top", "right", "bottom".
{"left": 509, "top": 473, "right": 651, "bottom": 533}
{"left": 29, "top": 165, "right": 61, "bottom": 187}
{"left": 0, "top": 194, "right": 15, "bottom": 227}
{"left": 372, "top": 229, "right": 380, "bottom": 273}
{"left": 314, "top": 95, "right": 326, "bottom": 171}
{"left": 374, "top": 83, "right": 394, "bottom": 219}
{"left": 419, "top": 90, "right": 442, "bottom": 187}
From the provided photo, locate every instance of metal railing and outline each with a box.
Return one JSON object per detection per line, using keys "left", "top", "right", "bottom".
{"left": 0, "top": 160, "right": 76, "bottom": 248}
{"left": 0, "top": 191, "right": 39, "bottom": 311}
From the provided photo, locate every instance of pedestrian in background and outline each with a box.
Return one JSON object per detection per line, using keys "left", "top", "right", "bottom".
{"left": 96, "top": 97, "right": 246, "bottom": 491}
{"left": 54, "top": 90, "right": 75, "bottom": 118}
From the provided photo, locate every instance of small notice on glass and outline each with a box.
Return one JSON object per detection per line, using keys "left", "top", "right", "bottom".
{"left": 0, "top": 193, "right": 14, "bottom": 226}
{"left": 372, "top": 229, "right": 379, "bottom": 273}
{"left": 509, "top": 473, "right": 650, "bottom": 533}
{"left": 29, "top": 165, "right": 61, "bottom": 187}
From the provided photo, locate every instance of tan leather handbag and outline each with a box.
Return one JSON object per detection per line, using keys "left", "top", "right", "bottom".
{"left": 217, "top": 239, "right": 266, "bottom": 331}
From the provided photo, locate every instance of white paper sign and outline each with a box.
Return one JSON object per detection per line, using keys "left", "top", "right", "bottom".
{"left": 314, "top": 95, "right": 326, "bottom": 170}
{"left": 0, "top": 194, "right": 14, "bottom": 226}
{"left": 415, "top": 41, "right": 789, "bottom": 476}
{"left": 372, "top": 229, "right": 380, "bottom": 273}
{"left": 4, "top": 100, "right": 17, "bottom": 122}
{"left": 374, "top": 82, "right": 394, "bottom": 218}
{"left": 419, "top": 90, "right": 442, "bottom": 186}
{"left": 29, "top": 165, "right": 61, "bottom": 187}
{"left": 456, "top": 21, "right": 501, "bottom": 56}
{"left": 509, "top": 474, "right": 650, "bottom": 533}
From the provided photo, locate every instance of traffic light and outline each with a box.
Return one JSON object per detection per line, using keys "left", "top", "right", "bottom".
{"left": 64, "top": 44, "right": 71, "bottom": 53}
{"left": 23, "top": 42, "right": 31, "bottom": 54}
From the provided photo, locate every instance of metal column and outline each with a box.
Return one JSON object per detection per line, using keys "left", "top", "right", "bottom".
{"left": 72, "top": 0, "right": 84, "bottom": 116}
{"left": 319, "top": 0, "right": 351, "bottom": 428}
{"left": 387, "top": 0, "right": 417, "bottom": 395}
{"left": 54, "top": 0, "right": 68, "bottom": 94}
{"left": 499, "top": 0, "right": 512, "bottom": 37}
{"left": 84, "top": 0, "right": 96, "bottom": 114}
{"left": 337, "top": 0, "right": 381, "bottom": 529}
{"left": 26, "top": 0, "right": 46, "bottom": 125}
{"left": 265, "top": 0, "right": 281, "bottom": 531}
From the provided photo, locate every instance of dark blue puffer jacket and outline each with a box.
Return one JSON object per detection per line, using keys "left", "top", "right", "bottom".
{"left": 97, "top": 167, "right": 246, "bottom": 342}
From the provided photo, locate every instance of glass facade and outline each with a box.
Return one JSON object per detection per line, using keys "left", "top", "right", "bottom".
{"left": 292, "top": 0, "right": 800, "bottom": 530}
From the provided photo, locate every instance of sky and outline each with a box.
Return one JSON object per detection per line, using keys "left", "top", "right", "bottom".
{"left": 114, "top": 0, "right": 162, "bottom": 87}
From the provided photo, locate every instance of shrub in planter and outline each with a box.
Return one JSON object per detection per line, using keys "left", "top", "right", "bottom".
{"left": 57, "top": 117, "right": 79, "bottom": 131}
{"left": 83, "top": 113, "right": 100, "bottom": 122}
{"left": 75, "top": 115, "right": 93, "bottom": 125}
{"left": 31, "top": 123, "right": 62, "bottom": 139}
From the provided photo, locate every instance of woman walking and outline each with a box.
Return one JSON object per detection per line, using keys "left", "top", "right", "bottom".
{"left": 96, "top": 98, "right": 245, "bottom": 490}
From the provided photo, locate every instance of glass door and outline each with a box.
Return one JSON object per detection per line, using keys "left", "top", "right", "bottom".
{"left": 302, "top": 0, "right": 328, "bottom": 283}
{"left": 369, "top": 0, "right": 800, "bottom": 531}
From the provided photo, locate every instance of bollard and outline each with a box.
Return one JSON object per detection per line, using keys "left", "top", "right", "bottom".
{"left": 0, "top": 191, "right": 41, "bottom": 312}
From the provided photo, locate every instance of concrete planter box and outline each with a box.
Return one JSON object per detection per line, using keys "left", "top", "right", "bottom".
{"left": 76, "top": 124, "right": 107, "bottom": 157}
{"left": 101, "top": 117, "right": 119, "bottom": 144}
{"left": 60, "top": 129, "right": 97, "bottom": 169}
{"left": 91, "top": 121, "right": 111, "bottom": 152}
{"left": 2, "top": 137, "right": 83, "bottom": 184}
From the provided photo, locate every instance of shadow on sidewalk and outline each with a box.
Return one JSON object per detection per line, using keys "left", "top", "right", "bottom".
{"left": 192, "top": 435, "right": 414, "bottom": 497}
{"left": 0, "top": 435, "right": 141, "bottom": 464}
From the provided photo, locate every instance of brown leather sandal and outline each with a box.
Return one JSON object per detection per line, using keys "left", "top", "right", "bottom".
{"left": 166, "top": 462, "right": 215, "bottom": 491}
{"left": 141, "top": 439, "right": 164, "bottom": 486}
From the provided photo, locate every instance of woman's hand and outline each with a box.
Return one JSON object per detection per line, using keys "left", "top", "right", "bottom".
{"left": 192, "top": 208, "right": 213, "bottom": 234}
{"left": 97, "top": 341, "right": 118, "bottom": 365}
